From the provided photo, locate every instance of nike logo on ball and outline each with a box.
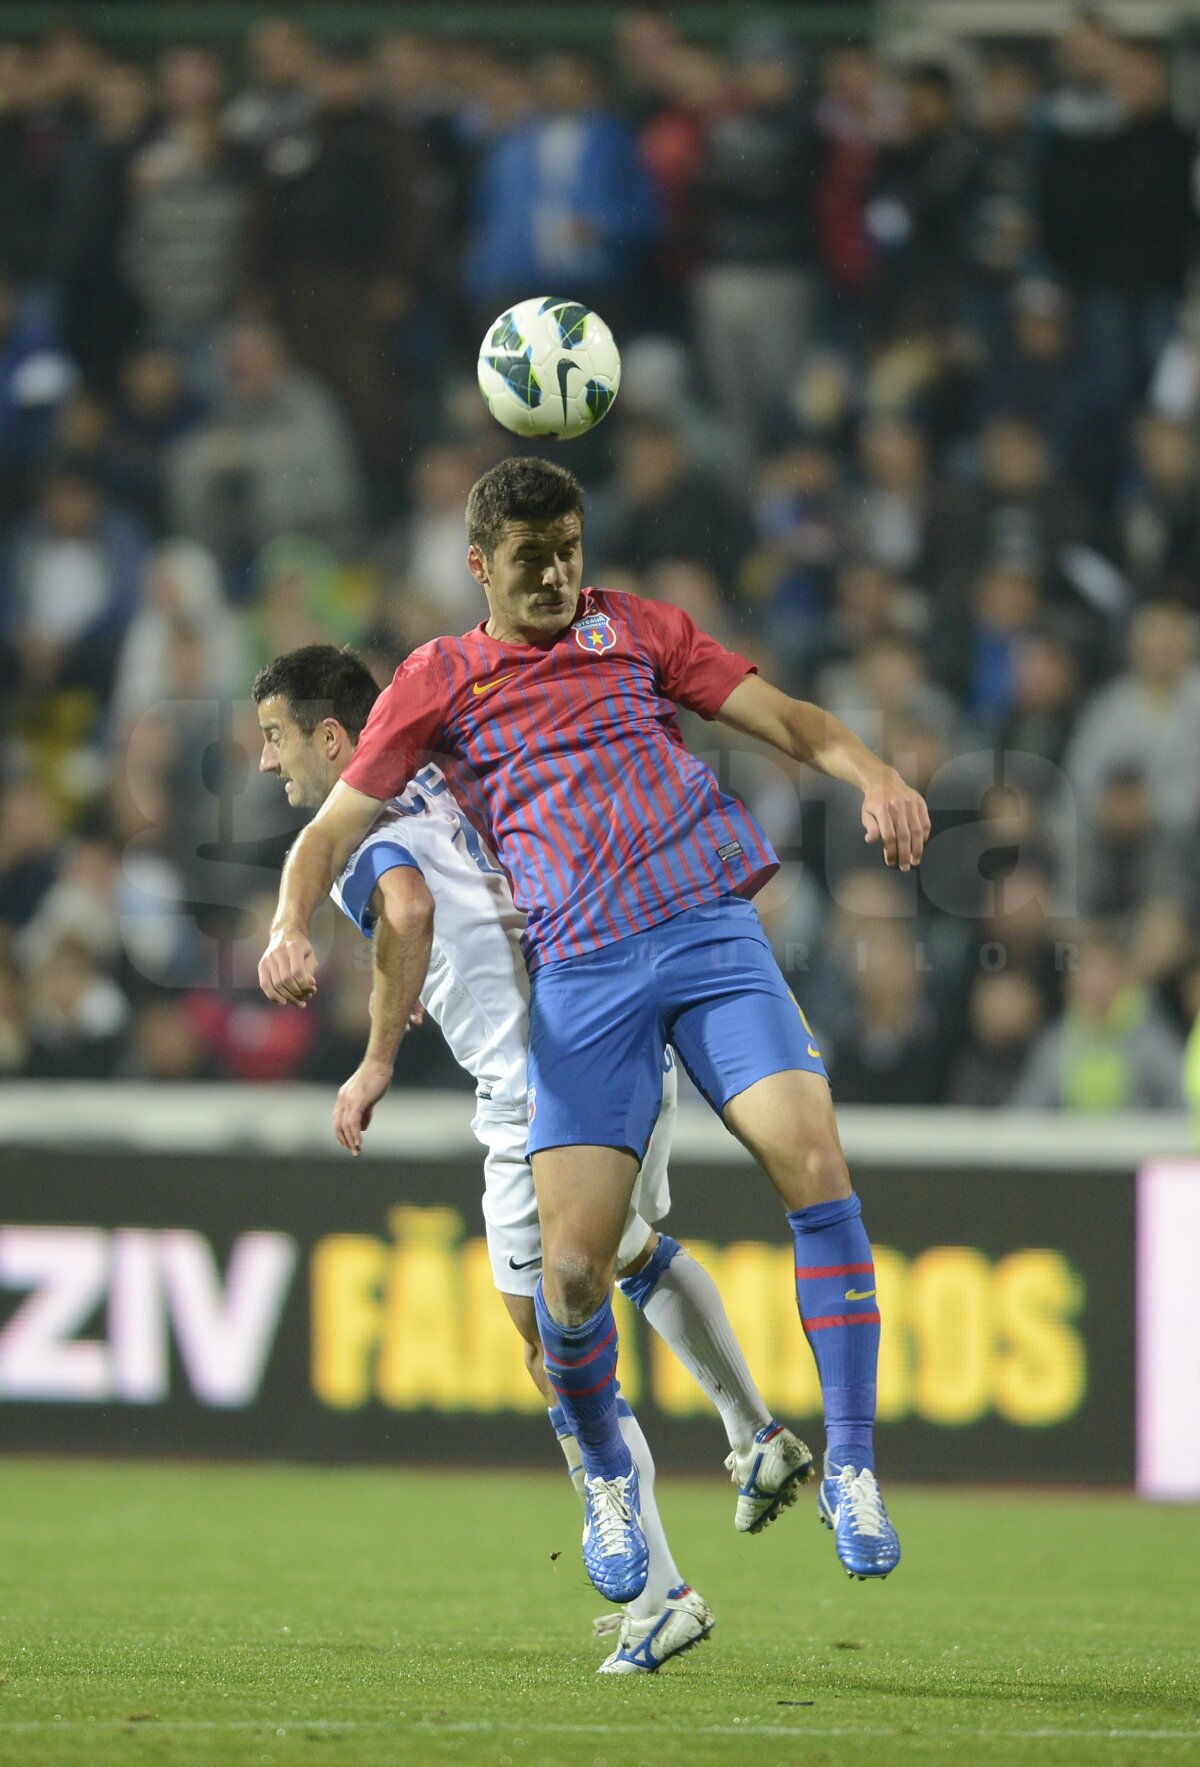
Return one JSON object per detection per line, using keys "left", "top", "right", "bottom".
{"left": 557, "top": 357, "right": 581, "bottom": 422}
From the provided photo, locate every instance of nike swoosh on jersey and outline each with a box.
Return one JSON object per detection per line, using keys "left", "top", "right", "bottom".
{"left": 844, "top": 1288, "right": 876, "bottom": 1301}
{"left": 508, "top": 1254, "right": 542, "bottom": 1271}
{"left": 472, "top": 673, "right": 518, "bottom": 698}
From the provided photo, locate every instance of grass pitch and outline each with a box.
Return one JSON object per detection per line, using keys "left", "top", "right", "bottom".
{"left": 0, "top": 1459, "right": 1197, "bottom": 1767}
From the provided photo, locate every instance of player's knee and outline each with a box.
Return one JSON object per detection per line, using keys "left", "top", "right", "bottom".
{"left": 546, "top": 1247, "right": 610, "bottom": 1324}
{"left": 802, "top": 1141, "right": 851, "bottom": 1200}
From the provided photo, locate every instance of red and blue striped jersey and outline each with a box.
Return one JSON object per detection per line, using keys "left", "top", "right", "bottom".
{"left": 342, "top": 588, "right": 779, "bottom": 968}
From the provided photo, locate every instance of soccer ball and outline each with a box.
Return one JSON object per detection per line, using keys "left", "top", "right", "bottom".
{"left": 477, "top": 296, "right": 621, "bottom": 440}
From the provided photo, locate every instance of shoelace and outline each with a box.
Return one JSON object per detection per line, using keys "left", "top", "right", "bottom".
{"left": 836, "top": 1467, "right": 888, "bottom": 1538}
{"left": 592, "top": 1612, "right": 622, "bottom": 1639}
{"left": 586, "top": 1475, "right": 635, "bottom": 1558}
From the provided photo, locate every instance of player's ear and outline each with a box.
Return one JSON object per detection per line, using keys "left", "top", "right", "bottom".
{"left": 467, "top": 543, "right": 489, "bottom": 587}
{"left": 321, "top": 717, "right": 343, "bottom": 758}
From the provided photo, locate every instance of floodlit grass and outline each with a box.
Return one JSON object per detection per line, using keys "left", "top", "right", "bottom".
{"left": 0, "top": 1458, "right": 1197, "bottom": 1766}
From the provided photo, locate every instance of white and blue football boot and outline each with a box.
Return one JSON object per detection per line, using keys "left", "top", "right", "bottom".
{"left": 725, "top": 1421, "right": 814, "bottom": 1533}
{"left": 581, "top": 1465, "right": 649, "bottom": 1604}
{"left": 817, "top": 1459, "right": 901, "bottom": 1578}
{"left": 594, "top": 1584, "right": 715, "bottom": 1674}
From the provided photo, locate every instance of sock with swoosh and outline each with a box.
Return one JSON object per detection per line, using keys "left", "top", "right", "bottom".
{"left": 788, "top": 1193, "right": 880, "bottom": 1475}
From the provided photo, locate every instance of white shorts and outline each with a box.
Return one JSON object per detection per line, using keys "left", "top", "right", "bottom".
{"left": 472, "top": 1056, "right": 676, "bottom": 1297}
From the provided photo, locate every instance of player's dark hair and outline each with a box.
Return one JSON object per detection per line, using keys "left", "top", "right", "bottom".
{"left": 251, "top": 645, "right": 380, "bottom": 742}
{"left": 466, "top": 456, "right": 585, "bottom": 560}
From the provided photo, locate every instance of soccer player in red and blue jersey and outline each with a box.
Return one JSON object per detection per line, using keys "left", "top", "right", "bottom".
{"left": 259, "top": 457, "right": 931, "bottom": 1604}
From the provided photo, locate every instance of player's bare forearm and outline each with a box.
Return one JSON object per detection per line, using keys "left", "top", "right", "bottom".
{"left": 365, "top": 892, "right": 434, "bottom": 1069}
{"left": 716, "top": 673, "right": 932, "bottom": 871}
{"left": 333, "top": 873, "right": 434, "bottom": 1157}
{"left": 273, "top": 821, "right": 339, "bottom": 937}
{"left": 259, "top": 781, "right": 387, "bottom": 1006}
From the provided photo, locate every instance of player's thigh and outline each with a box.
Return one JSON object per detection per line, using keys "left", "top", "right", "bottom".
{"left": 722, "top": 1067, "right": 850, "bottom": 1212}
{"left": 665, "top": 912, "right": 827, "bottom": 1119}
{"left": 526, "top": 946, "right": 665, "bottom": 1167}
{"left": 532, "top": 1143, "right": 641, "bottom": 1271}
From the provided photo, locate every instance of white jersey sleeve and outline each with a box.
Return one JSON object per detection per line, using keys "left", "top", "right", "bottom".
{"left": 331, "top": 763, "right": 529, "bottom": 1110}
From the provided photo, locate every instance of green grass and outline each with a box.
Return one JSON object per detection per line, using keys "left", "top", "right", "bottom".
{"left": 0, "top": 1460, "right": 1198, "bottom": 1767}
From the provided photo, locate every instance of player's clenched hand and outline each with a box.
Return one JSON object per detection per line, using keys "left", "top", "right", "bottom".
{"left": 333, "top": 1058, "right": 393, "bottom": 1156}
{"left": 861, "top": 769, "right": 931, "bottom": 872}
{"left": 258, "top": 928, "right": 318, "bottom": 1007}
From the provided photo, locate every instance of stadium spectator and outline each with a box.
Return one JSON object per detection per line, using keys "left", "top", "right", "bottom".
{"left": 996, "top": 626, "right": 1083, "bottom": 772}
{"left": 634, "top": 39, "right": 731, "bottom": 332}
{"left": 848, "top": 414, "right": 934, "bottom": 582}
{"left": 61, "top": 56, "right": 152, "bottom": 392}
{"left": 0, "top": 779, "right": 63, "bottom": 932}
{"left": 464, "top": 50, "right": 658, "bottom": 338}
{"left": 947, "top": 970, "right": 1049, "bottom": 1106}
{"left": 812, "top": 47, "right": 899, "bottom": 317}
{"left": 929, "top": 413, "right": 1090, "bottom": 612}
{"left": 123, "top": 46, "right": 250, "bottom": 373}
{"left": 373, "top": 445, "right": 486, "bottom": 642}
{"left": 111, "top": 540, "right": 243, "bottom": 736}
{"left": 98, "top": 346, "right": 204, "bottom": 533}
{"left": 690, "top": 26, "right": 814, "bottom": 460}
{"left": 1117, "top": 415, "right": 1200, "bottom": 606}
{"left": 24, "top": 935, "right": 130, "bottom": 1080}
{"left": 966, "top": 55, "right": 1040, "bottom": 335}
{"left": 1012, "top": 925, "right": 1185, "bottom": 1110}
{"left": 2, "top": 460, "right": 146, "bottom": 707}
{"left": 220, "top": 17, "right": 320, "bottom": 154}
{"left": 866, "top": 63, "right": 978, "bottom": 336}
{"left": 167, "top": 319, "right": 362, "bottom": 571}
{"left": 1038, "top": 27, "right": 1195, "bottom": 409}
{"left": 979, "top": 280, "right": 1121, "bottom": 516}
{"left": 247, "top": 45, "right": 427, "bottom": 482}
{"left": 819, "top": 916, "right": 950, "bottom": 1104}
{"left": 597, "top": 415, "right": 751, "bottom": 591}
{"left": 1066, "top": 603, "right": 1200, "bottom": 840}
{"left": 742, "top": 439, "right": 845, "bottom": 687}
{"left": 0, "top": 272, "right": 78, "bottom": 525}
{"left": 244, "top": 535, "right": 375, "bottom": 674}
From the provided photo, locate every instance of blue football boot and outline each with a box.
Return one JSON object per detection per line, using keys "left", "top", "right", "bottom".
{"left": 581, "top": 1464, "right": 649, "bottom": 1603}
{"left": 818, "top": 1460, "right": 901, "bottom": 1579}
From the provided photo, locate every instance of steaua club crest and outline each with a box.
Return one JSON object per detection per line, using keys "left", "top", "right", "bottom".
{"left": 572, "top": 611, "right": 617, "bottom": 654}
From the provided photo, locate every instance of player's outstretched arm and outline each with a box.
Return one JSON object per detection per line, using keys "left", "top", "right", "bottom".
{"left": 259, "top": 781, "right": 386, "bottom": 1006}
{"left": 333, "top": 867, "right": 436, "bottom": 1156}
{"left": 716, "top": 674, "right": 932, "bottom": 872}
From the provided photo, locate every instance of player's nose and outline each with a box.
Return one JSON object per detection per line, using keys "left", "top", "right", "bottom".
{"left": 259, "top": 742, "right": 277, "bottom": 773}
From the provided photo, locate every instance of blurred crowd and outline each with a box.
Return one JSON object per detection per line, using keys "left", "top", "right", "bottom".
{"left": 3, "top": 8, "right": 1200, "bottom": 1112}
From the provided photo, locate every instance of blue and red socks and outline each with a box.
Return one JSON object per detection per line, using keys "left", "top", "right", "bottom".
{"left": 535, "top": 1280, "right": 630, "bottom": 1481}
{"left": 789, "top": 1193, "right": 880, "bottom": 1474}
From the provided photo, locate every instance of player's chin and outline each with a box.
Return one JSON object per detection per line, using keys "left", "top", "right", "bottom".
{"left": 527, "top": 600, "right": 575, "bottom": 630}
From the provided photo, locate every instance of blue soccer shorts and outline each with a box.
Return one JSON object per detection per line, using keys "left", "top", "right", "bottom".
{"left": 526, "top": 897, "right": 828, "bottom": 1159}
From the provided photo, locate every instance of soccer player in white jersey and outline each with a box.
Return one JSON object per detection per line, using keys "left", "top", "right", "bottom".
{"left": 252, "top": 644, "right": 811, "bottom": 1673}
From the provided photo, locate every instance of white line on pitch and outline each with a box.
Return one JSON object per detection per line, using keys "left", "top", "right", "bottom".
{"left": 0, "top": 1718, "right": 1196, "bottom": 1742}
